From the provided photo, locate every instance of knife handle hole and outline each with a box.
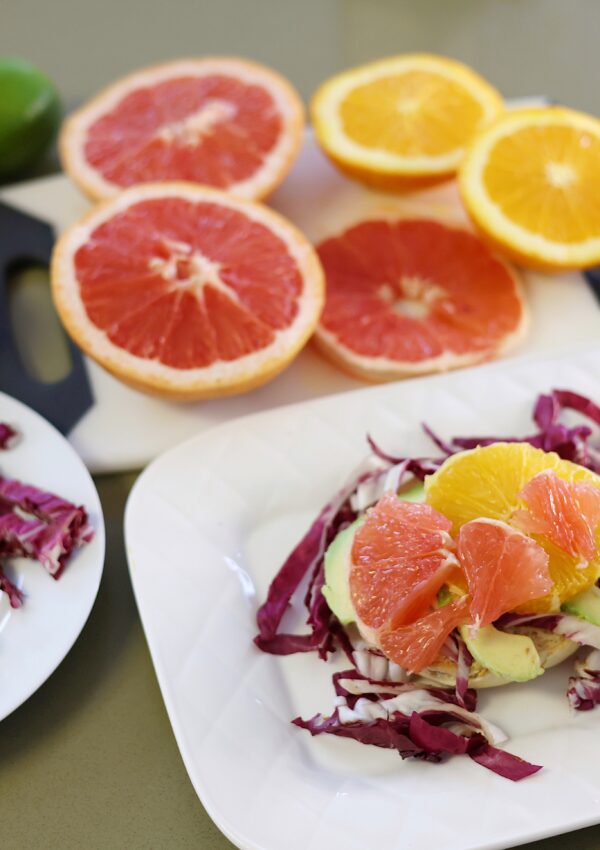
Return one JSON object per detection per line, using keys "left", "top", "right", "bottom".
{"left": 6, "top": 261, "right": 73, "bottom": 384}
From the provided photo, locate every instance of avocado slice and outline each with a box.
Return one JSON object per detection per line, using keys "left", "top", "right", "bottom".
{"left": 322, "top": 518, "right": 362, "bottom": 624}
{"left": 562, "top": 585, "right": 600, "bottom": 625}
{"left": 322, "top": 484, "right": 425, "bottom": 623}
{"left": 459, "top": 623, "right": 544, "bottom": 682}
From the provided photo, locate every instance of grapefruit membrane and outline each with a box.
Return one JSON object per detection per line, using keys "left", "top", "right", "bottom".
{"left": 60, "top": 58, "right": 304, "bottom": 201}
{"left": 314, "top": 217, "right": 527, "bottom": 381}
{"left": 51, "top": 183, "right": 324, "bottom": 399}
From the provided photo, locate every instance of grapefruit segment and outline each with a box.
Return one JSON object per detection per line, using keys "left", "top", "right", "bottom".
{"left": 349, "top": 493, "right": 458, "bottom": 630}
{"left": 378, "top": 595, "right": 471, "bottom": 673}
{"left": 51, "top": 183, "right": 324, "bottom": 399}
{"left": 456, "top": 518, "right": 552, "bottom": 627}
{"left": 60, "top": 58, "right": 304, "bottom": 201}
{"left": 514, "top": 472, "right": 600, "bottom": 563}
{"left": 425, "top": 442, "right": 600, "bottom": 611}
{"left": 314, "top": 218, "right": 527, "bottom": 381}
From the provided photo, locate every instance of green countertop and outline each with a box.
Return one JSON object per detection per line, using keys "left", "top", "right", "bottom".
{"left": 2, "top": 0, "right": 600, "bottom": 846}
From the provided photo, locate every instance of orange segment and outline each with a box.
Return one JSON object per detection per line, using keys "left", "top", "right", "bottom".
{"left": 459, "top": 107, "right": 600, "bottom": 269}
{"left": 60, "top": 58, "right": 304, "bottom": 201}
{"left": 50, "top": 183, "right": 324, "bottom": 399}
{"left": 425, "top": 443, "right": 600, "bottom": 611}
{"left": 456, "top": 519, "right": 552, "bottom": 626}
{"left": 311, "top": 54, "right": 504, "bottom": 190}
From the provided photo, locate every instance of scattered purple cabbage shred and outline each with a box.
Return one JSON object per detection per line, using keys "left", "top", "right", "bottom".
{"left": 254, "top": 388, "right": 600, "bottom": 779}
{"left": 0, "top": 423, "right": 19, "bottom": 451}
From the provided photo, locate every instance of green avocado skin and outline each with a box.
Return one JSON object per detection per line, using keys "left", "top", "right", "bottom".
{"left": 562, "top": 585, "right": 600, "bottom": 625}
{"left": 459, "top": 624, "right": 543, "bottom": 682}
{"left": 0, "top": 57, "right": 61, "bottom": 177}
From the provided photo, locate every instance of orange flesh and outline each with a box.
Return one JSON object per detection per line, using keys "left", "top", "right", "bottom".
{"left": 456, "top": 519, "right": 552, "bottom": 626}
{"left": 74, "top": 198, "right": 301, "bottom": 368}
{"left": 340, "top": 71, "right": 485, "bottom": 156}
{"left": 84, "top": 75, "right": 282, "bottom": 189}
{"left": 482, "top": 124, "right": 600, "bottom": 243}
{"left": 317, "top": 219, "right": 523, "bottom": 362}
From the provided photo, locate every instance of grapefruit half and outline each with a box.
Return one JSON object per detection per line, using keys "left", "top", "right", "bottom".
{"left": 51, "top": 183, "right": 324, "bottom": 399}
{"left": 314, "top": 217, "right": 527, "bottom": 381}
{"left": 60, "top": 58, "right": 304, "bottom": 201}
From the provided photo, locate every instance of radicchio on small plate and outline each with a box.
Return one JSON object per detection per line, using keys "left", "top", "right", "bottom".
{"left": 254, "top": 389, "right": 600, "bottom": 780}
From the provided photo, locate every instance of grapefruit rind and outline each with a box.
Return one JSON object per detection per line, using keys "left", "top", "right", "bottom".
{"left": 459, "top": 108, "right": 600, "bottom": 270}
{"left": 60, "top": 57, "right": 305, "bottom": 202}
{"left": 311, "top": 54, "right": 504, "bottom": 182}
{"left": 50, "top": 182, "right": 325, "bottom": 400}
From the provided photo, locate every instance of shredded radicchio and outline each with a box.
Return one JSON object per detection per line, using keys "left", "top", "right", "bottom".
{"left": 568, "top": 650, "right": 600, "bottom": 710}
{"left": 0, "top": 428, "right": 94, "bottom": 607}
{"left": 0, "top": 423, "right": 19, "bottom": 451}
{"left": 254, "top": 388, "right": 600, "bottom": 779}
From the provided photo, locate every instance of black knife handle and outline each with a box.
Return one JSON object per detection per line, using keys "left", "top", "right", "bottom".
{"left": 0, "top": 201, "right": 93, "bottom": 435}
{"left": 584, "top": 267, "right": 600, "bottom": 306}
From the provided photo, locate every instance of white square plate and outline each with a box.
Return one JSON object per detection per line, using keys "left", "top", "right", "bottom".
{"left": 126, "top": 345, "right": 600, "bottom": 850}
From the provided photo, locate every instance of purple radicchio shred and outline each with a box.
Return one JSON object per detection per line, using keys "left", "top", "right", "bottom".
{"left": 0, "top": 423, "right": 19, "bottom": 451}
{"left": 0, "top": 478, "right": 93, "bottom": 578}
{"left": 568, "top": 651, "right": 600, "bottom": 710}
{"left": 496, "top": 612, "right": 600, "bottom": 650}
{"left": 294, "top": 707, "right": 540, "bottom": 780}
{"left": 254, "top": 471, "right": 368, "bottom": 656}
{"left": 425, "top": 387, "right": 600, "bottom": 473}
{"left": 0, "top": 564, "right": 24, "bottom": 608}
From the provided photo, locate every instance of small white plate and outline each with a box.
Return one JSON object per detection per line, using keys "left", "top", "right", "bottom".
{"left": 126, "top": 345, "right": 600, "bottom": 850}
{"left": 0, "top": 392, "right": 105, "bottom": 721}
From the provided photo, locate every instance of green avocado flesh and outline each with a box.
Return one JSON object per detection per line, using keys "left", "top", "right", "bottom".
{"left": 459, "top": 624, "right": 543, "bottom": 682}
{"left": 562, "top": 585, "right": 600, "bottom": 625}
{"left": 322, "top": 518, "right": 363, "bottom": 624}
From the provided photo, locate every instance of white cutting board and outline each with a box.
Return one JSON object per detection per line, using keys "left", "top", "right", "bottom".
{"left": 2, "top": 131, "right": 600, "bottom": 474}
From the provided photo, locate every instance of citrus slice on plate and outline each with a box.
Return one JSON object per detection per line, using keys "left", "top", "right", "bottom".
{"left": 311, "top": 54, "right": 504, "bottom": 190}
{"left": 314, "top": 217, "right": 527, "bottom": 381}
{"left": 50, "top": 183, "right": 324, "bottom": 400}
{"left": 425, "top": 443, "right": 600, "bottom": 611}
{"left": 60, "top": 58, "right": 304, "bottom": 201}
{"left": 350, "top": 493, "right": 457, "bottom": 631}
{"left": 459, "top": 107, "right": 600, "bottom": 269}
{"left": 456, "top": 519, "right": 552, "bottom": 627}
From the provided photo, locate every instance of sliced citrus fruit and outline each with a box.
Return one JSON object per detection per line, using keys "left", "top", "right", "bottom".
{"left": 456, "top": 518, "right": 552, "bottom": 627}
{"left": 60, "top": 58, "right": 304, "bottom": 201}
{"left": 425, "top": 443, "right": 600, "bottom": 611}
{"left": 459, "top": 107, "right": 600, "bottom": 270}
{"left": 50, "top": 183, "right": 324, "bottom": 399}
{"left": 349, "top": 493, "right": 457, "bottom": 630}
{"left": 314, "top": 217, "right": 527, "bottom": 381}
{"left": 514, "top": 471, "right": 600, "bottom": 563}
{"left": 379, "top": 595, "right": 470, "bottom": 673}
{"left": 311, "top": 54, "right": 503, "bottom": 190}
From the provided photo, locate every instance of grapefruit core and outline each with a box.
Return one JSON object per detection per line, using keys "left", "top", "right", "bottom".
{"left": 51, "top": 183, "right": 325, "bottom": 400}
{"left": 59, "top": 58, "right": 305, "bottom": 201}
{"left": 314, "top": 217, "right": 527, "bottom": 381}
